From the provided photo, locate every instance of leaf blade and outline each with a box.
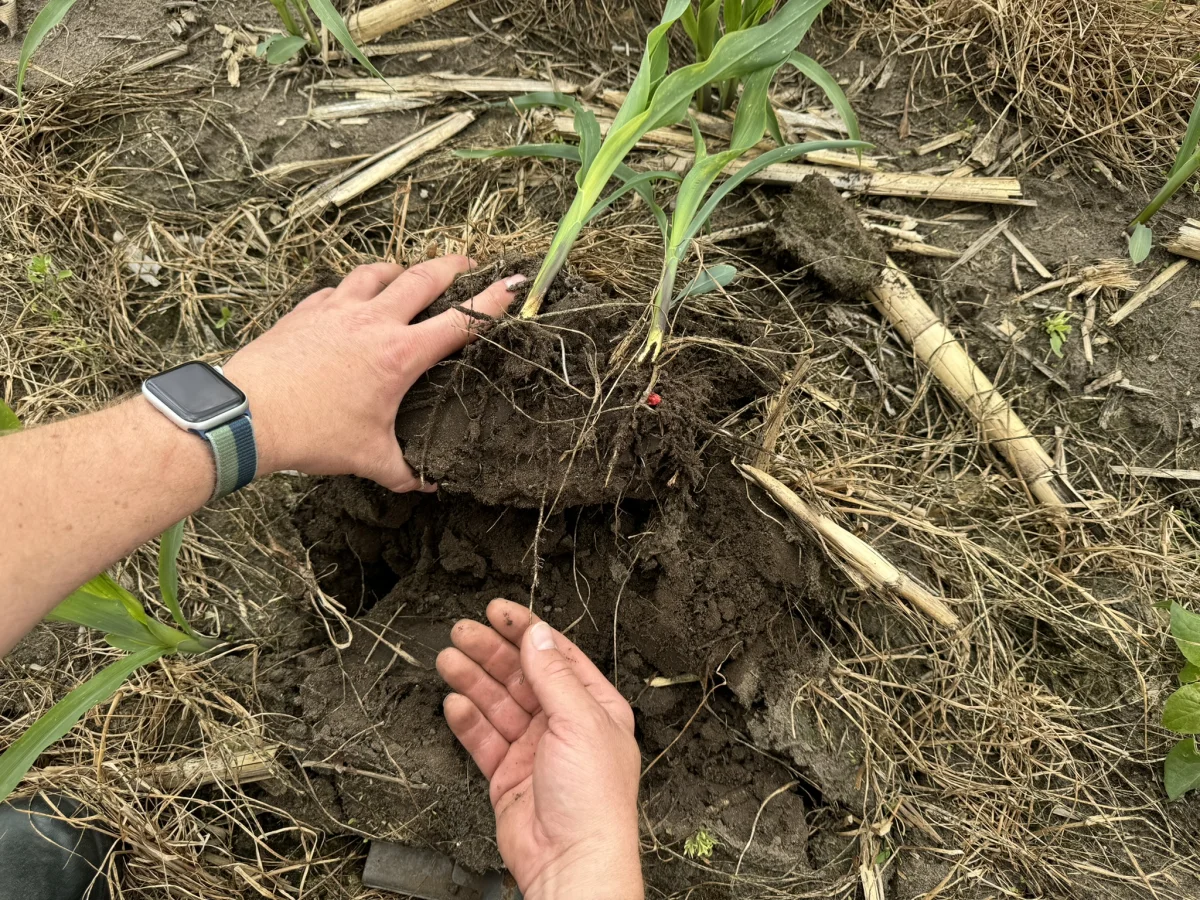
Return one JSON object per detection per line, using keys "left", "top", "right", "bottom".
{"left": 0, "top": 647, "right": 165, "bottom": 800}
{"left": 1168, "top": 91, "right": 1200, "bottom": 181}
{"left": 306, "top": 0, "right": 384, "bottom": 80}
{"left": 1171, "top": 602, "right": 1200, "bottom": 667}
{"left": 1165, "top": 737, "right": 1200, "bottom": 800}
{"left": 157, "top": 520, "right": 193, "bottom": 636}
{"left": 1163, "top": 682, "right": 1200, "bottom": 734}
{"left": 0, "top": 399, "right": 21, "bottom": 435}
{"left": 1129, "top": 223, "right": 1152, "bottom": 264}
{"left": 17, "top": 0, "right": 84, "bottom": 97}
{"left": 681, "top": 264, "right": 738, "bottom": 298}
{"left": 787, "top": 51, "right": 861, "bottom": 142}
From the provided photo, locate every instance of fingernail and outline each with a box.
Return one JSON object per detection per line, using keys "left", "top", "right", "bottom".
{"left": 530, "top": 621, "right": 556, "bottom": 651}
{"left": 421, "top": 481, "right": 439, "bottom": 494}
{"left": 504, "top": 274, "right": 527, "bottom": 291}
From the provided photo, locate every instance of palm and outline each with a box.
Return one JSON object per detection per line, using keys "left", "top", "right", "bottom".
{"left": 437, "top": 600, "right": 641, "bottom": 895}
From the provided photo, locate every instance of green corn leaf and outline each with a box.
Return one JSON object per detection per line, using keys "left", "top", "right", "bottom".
{"left": 724, "top": 0, "right": 744, "bottom": 32}
{"left": 306, "top": 0, "right": 384, "bottom": 80}
{"left": 0, "top": 399, "right": 21, "bottom": 435}
{"left": 16, "top": 0, "right": 83, "bottom": 98}
{"left": 1129, "top": 222, "right": 1152, "bottom": 264}
{"left": 787, "top": 52, "right": 861, "bottom": 142}
{"left": 696, "top": 0, "right": 723, "bottom": 60}
{"left": 610, "top": 0, "right": 692, "bottom": 135}
{"left": 1163, "top": 682, "right": 1200, "bottom": 733}
{"left": 584, "top": 171, "right": 680, "bottom": 223}
{"left": 1168, "top": 91, "right": 1200, "bottom": 181}
{"left": 0, "top": 646, "right": 165, "bottom": 800}
{"left": 158, "top": 520, "right": 193, "bottom": 636}
{"left": 508, "top": 92, "right": 584, "bottom": 113}
{"left": 690, "top": 137, "right": 869, "bottom": 241}
{"left": 47, "top": 589, "right": 159, "bottom": 644}
{"left": 1172, "top": 602, "right": 1200, "bottom": 667}
{"left": 765, "top": 103, "right": 786, "bottom": 148}
{"left": 681, "top": 264, "right": 738, "bottom": 298}
{"left": 528, "top": 0, "right": 836, "bottom": 313}
{"left": 70, "top": 573, "right": 153, "bottom": 629}
{"left": 1165, "top": 737, "right": 1200, "bottom": 800}
{"left": 257, "top": 34, "right": 310, "bottom": 65}
{"left": 574, "top": 108, "right": 603, "bottom": 185}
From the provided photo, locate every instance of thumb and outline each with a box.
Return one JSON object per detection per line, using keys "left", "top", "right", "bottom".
{"left": 520, "top": 622, "right": 601, "bottom": 722}
{"left": 367, "top": 436, "right": 438, "bottom": 494}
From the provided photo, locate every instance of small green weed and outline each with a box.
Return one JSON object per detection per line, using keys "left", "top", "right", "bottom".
{"left": 1043, "top": 311, "right": 1073, "bottom": 358}
{"left": 1164, "top": 602, "right": 1200, "bottom": 799}
{"left": 684, "top": 827, "right": 718, "bottom": 861}
{"left": 214, "top": 306, "right": 234, "bottom": 331}
{"left": 26, "top": 253, "right": 71, "bottom": 285}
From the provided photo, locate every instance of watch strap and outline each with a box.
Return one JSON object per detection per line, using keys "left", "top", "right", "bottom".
{"left": 201, "top": 414, "right": 257, "bottom": 501}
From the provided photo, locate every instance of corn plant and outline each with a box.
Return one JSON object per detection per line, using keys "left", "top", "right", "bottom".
{"left": 1163, "top": 602, "right": 1200, "bottom": 800}
{"left": 682, "top": 0, "right": 854, "bottom": 121}
{"left": 0, "top": 401, "right": 218, "bottom": 799}
{"left": 1127, "top": 90, "right": 1200, "bottom": 264}
{"left": 641, "top": 57, "right": 865, "bottom": 359}
{"left": 16, "top": 0, "right": 379, "bottom": 98}
{"left": 461, "top": 0, "right": 857, "bottom": 327}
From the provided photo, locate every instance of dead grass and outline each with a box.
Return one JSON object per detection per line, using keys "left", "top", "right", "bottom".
{"left": 860, "top": 0, "right": 1200, "bottom": 180}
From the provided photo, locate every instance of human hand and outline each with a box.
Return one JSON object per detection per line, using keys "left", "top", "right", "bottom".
{"left": 437, "top": 599, "right": 643, "bottom": 900}
{"left": 221, "top": 256, "right": 522, "bottom": 492}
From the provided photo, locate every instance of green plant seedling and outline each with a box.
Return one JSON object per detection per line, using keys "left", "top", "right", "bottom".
{"left": 26, "top": 253, "right": 72, "bottom": 285}
{"left": 1163, "top": 602, "right": 1200, "bottom": 799}
{"left": 483, "top": 0, "right": 853, "bottom": 319}
{"left": 18, "top": 0, "right": 381, "bottom": 99}
{"left": 684, "top": 827, "right": 719, "bottom": 860}
{"left": 1043, "top": 311, "right": 1072, "bottom": 358}
{"left": 1127, "top": 89, "right": 1200, "bottom": 263}
{"left": 0, "top": 406, "right": 219, "bottom": 799}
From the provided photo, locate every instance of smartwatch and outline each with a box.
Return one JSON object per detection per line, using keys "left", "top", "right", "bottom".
{"left": 142, "top": 362, "right": 257, "bottom": 501}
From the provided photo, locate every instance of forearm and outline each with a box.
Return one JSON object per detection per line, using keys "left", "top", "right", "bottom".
{"left": 0, "top": 397, "right": 214, "bottom": 655}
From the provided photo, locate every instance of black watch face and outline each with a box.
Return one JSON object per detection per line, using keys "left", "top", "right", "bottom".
{"left": 146, "top": 362, "right": 245, "bottom": 423}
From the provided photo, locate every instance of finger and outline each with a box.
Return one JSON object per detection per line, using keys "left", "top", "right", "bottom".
{"left": 519, "top": 622, "right": 605, "bottom": 724}
{"left": 443, "top": 693, "right": 509, "bottom": 780}
{"left": 376, "top": 254, "right": 475, "bottom": 322}
{"left": 509, "top": 612, "right": 634, "bottom": 732}
{"left": 333, "top": 263, "right": 406, "bottom": 302}
{"left": 294, "top": 286, "right": 335, "bottom": 310}
{"left": 450, "top": 619, "right": 539, "bottom": 714}
{"left": 406, "top": 275, "right": 525, "bottom": 371}
{"left": 485, "top": 598, "right": 541, "bottom": 645}
{"left": 436, "top": 647, "right": 532, "bottom": 741}
{"left": 363, "top": 437, "right": 437, "bottom": 494}
{"left": 490, "top": 713, "right": 547, "bottom": 808}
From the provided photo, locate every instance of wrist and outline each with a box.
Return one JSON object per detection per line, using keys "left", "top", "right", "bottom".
{"left": 522, "top": 843, "right": 643, "bottom": 900}
{"left": 219, "top": 358, "right": 280, "bottom": 477}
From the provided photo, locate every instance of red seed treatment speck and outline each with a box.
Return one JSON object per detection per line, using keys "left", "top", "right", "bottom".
{"left": 646, "top": 392, "right": 661, "bottom": 407}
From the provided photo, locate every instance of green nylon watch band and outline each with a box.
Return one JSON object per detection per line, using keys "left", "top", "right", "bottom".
{"left": 203, "top": 414, "right": 257, "bottom": 501}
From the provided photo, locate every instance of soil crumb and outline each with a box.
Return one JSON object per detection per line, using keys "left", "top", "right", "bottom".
{"left": 770, "top": 176, "right": 885, "bottom": 297}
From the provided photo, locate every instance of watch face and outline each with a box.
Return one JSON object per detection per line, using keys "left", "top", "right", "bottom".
{"left": 145, "top": 362, "right": 245, "bottom": 424}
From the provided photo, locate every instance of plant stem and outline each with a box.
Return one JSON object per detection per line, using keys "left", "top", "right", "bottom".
{"left": 641, "top": 257, "right": 679, "bottom": 361}
{"left": 267, "top": 0, "right": 301, "bottom": 36}
{"left": 522, "top": 221, "right": 583, "bottom": 317}
{"left": 290, "top": 0, "right": 320, "bottom": 45}
{"left": 1131, "top": 150, "right": 1200, "bottom": 229}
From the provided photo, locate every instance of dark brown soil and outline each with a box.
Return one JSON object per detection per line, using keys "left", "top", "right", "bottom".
{"left": 252, "top": 463, "right": 862, "bottom": 894}
{"left": 395, "top": 258, "right": 789, "bottom": 510}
